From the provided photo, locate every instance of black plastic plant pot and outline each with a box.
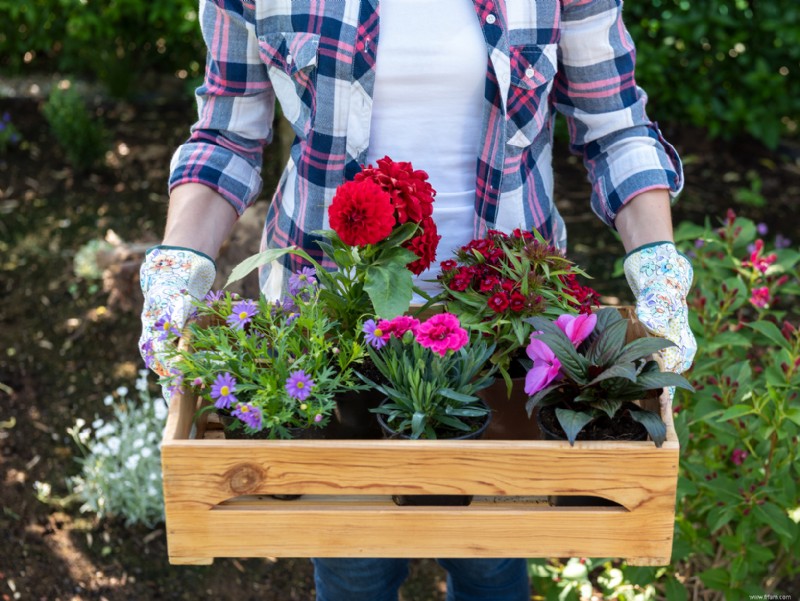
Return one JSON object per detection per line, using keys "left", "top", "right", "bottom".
{"left": 328, "top": 387, "right": 384, "bottom": 439}
{"left": 535, "top": 403, "right": 647, "bottom": 508}
{"left": 376, "top": 399, "right": 492, "bottom": 507}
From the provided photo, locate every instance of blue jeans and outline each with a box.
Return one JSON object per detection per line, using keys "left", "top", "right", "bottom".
{"left": 311, "top": 558, "right": 530, "bottom": 601}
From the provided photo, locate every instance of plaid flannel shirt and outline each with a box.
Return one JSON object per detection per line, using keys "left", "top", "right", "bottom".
{"left": 170, "top": 0, "right": 683, "bottom": 293}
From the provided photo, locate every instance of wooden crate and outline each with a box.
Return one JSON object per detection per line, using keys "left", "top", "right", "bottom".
{"left": 161, "top": 386, "right": 678, "bottom": 566}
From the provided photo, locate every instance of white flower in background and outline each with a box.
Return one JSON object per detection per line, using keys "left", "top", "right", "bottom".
{"left": 64, "top": 371, "right": 167, "bottom": 527}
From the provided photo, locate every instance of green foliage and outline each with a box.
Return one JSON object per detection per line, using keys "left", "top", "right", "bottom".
{"left": 1, "top": 0, "right": 204, "bottom": 97}
{"left": 168, "top": 287, "right": 364, "bottom": 438}
{"left": 64, "top": 372, "right": 167, "bottom": 527}
{"left": 625, "top": 0, "right": 800, "bottom": 147}
{"left": 668, "top": 212, "right": 800, "bottom": 597}
{"left": 363, "top": 324, "right": 496, "bottom": 440}
{"left": 41, "top": 85, "right": 109, "bottom": 171}
{"left": 528, "top": 558, "right": 660, "bottom": 601}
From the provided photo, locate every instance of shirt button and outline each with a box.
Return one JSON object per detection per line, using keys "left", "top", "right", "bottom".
{"left": 525, "top": 66, "right": 535, "bottom": 78}
{"left": 486, "top": 13, "right": 496, "bottom": 24}
{"left": 286, "top": 53, "right": 293, "bottom": 65}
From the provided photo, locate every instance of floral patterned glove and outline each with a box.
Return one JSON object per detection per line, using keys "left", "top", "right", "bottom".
{"left": 623, "top": 242, "right": 697, "bottom": 375}
{"left": 139, "top": 246, "right": 216, "bottom": 380}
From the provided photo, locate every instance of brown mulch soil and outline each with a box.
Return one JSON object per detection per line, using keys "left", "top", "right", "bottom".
{"left": 1, "top": 75, "right": 798, "bottom": 600}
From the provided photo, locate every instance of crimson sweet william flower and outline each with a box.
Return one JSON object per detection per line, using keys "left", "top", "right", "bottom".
{"left": 416, "top": 312, "right": 469, "bottom": 356}
{"left": 440, "top": 259, "right": 458, "bottom": 272}
{"left": 509, "top": 291, "right": 527, "bottom": 312}
{"left": 479, "top": 275, "right": 500, "bottom": 292}
{"left": 488, "top": 291, "right": 510, "bottom": 313}
{"left": 328, "top": 179, "right": 396, "bottom": 246}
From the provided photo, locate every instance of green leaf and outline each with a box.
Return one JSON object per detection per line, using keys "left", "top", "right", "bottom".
{"left": 753, "top": 502, "right": 797, "bottom": 542}
{"left": 587, "top": 362, "right": 638, "bottom": 386}
{"left": 635, "top": 370, "right": 695, "bottom": 392}
{"left": 592, "top": 398, "right": 623, "bottom": 419}
{"left": 614, "top": 337, "right": 675, "bottom": 365}
{"left": 629, "top": 408, "right": 667, "bottom": 447}
{"left": 410, "top": 411, "right": 426, "bottom": 439}
{"left": 698, "top": 568, "right": 730, "bottom": 590}
{"left": 746, "top": 320, "right": 792, "bottom": 350}
{"left": 439, "top": 388, "right": 479, "bottom": 403}
{"left": 664, "top": 575, "right": 688, "bottom": 601}
{"left": 717, "top": 404, "right": 755, "bottom": 422}
{"left": 225, "top": 247, "right": 311, "bottom": 287}
{"left": 524, "top": 384, "right": 561, "bottom": 417}
{"left": 554, "top": 408, "right": 595, "bottom": 446}
{"left": 785, "top": 407, "right": 800, "bottom": 428}
{"left": 364, "top": 262, "right": 413, "bottom": 318}
{"left": 588, "top": 318, "right": 630, "bottom": 366}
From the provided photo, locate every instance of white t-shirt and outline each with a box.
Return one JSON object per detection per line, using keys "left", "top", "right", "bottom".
{"left": 365, "top": 0, "right": 487, "bottom": 297}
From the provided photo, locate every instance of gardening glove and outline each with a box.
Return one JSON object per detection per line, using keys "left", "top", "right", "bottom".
{"left": 138, "top": 246, "right": 216, "bottom": 384}
{"left": 624, "top": 242, "right": 697, "bottom": 378}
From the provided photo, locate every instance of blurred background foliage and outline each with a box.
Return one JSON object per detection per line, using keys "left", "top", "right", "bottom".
{"left": 1, "top": 0, "right": 798, "bottom": 145}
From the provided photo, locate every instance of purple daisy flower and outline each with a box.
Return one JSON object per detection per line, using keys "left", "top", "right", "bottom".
{"left": 211, "top": 372, "right": 238, "bottom": 409}
{"left": 154, "top": 311, "right": 180, "bottom": 340}
{"left": 204, "top": 290, "right": 224, "bottom": 306}
{"left": 285, "top": 370, "right": 314, "bottom": 401}
{"left": 232, "top": 403, "right": 263, "bottom": 431}
{"left": 226, "top": 299, "right": 258, "bottom": 330}
{"left": 362, "top": 319, "right": 387, "bottom": 349}
{"left": 288, "top": 267, "right": 317, "bottom": 296}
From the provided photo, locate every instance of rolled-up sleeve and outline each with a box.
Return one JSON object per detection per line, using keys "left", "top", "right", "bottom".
{"left": 169, "top": 0, "right": 275, "bottom": 215}
{"left": 554, "top": 0, "right": 684, "bottom": 227}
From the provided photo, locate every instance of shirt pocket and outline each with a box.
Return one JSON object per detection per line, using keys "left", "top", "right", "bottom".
{"left": 505, "top": 43, "right": 558, "bottom": 148}
{"left": 258, "top": 32, "right": 321, "bottom": 139}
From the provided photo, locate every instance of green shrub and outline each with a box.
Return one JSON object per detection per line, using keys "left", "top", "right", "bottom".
{"left": 668, "top": 213, "right": 800, "bottom": 597}
{"left": 41, "top": 84, "right": 109, "bottom": 170}
{"left": 625, "top": 1, "right": 800, "bottom": 147}
{"left": 1, "top": 0, "right": 204, "bottom": 97}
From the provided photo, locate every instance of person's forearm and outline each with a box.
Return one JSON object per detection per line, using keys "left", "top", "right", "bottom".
{"left": 614, "top": 189, "right": 674, "bottom": 253}
{"left": 162, "top": 183, "right": 239, "bottom": 259}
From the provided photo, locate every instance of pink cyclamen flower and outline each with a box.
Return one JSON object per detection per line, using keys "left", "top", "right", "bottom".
{"left": 415, "top": 313, "right": 469, "bottom": 356}
{"left": 730, "top": 448, "right": 748, "bottom": 465}
{"left": 524, "top": 338, "right": 562, "bottom": 395}
{"left": 750, "top": 287, "right": 770, "bottom": 309}
{"left": 555, "top": 313, "right": 597, "bottom": 348}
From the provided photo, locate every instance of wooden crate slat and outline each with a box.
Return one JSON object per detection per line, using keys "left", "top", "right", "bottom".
{"left": 165, "top": 500, "right": 673, "bottom": 564}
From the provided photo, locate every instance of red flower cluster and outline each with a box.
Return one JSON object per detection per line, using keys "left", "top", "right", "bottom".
{"left": 559, "top": 272, "right": 601, "bottom": 315}
{"left": 328, "top": 156, "right": 440, "bottom": 274}
{"left": 438, "top": 229, "right": 598, "bottom": 316}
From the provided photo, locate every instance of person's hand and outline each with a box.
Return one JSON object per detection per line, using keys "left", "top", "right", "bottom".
{"left": 139, "top": 246, "right": 216, "bottom": 383}
{"left": 623, "top": 242, "right": 697, "bottom": 376}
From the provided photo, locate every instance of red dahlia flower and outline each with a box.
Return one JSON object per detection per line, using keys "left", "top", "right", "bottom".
{"left": 355, "top": 156, "right": 435, "bottom": 225}
{"left": 404, "top": 217, "right": 440, "bottom": 275}
{"left": 328, "top": 179, "right": 396, "bottom": 246}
